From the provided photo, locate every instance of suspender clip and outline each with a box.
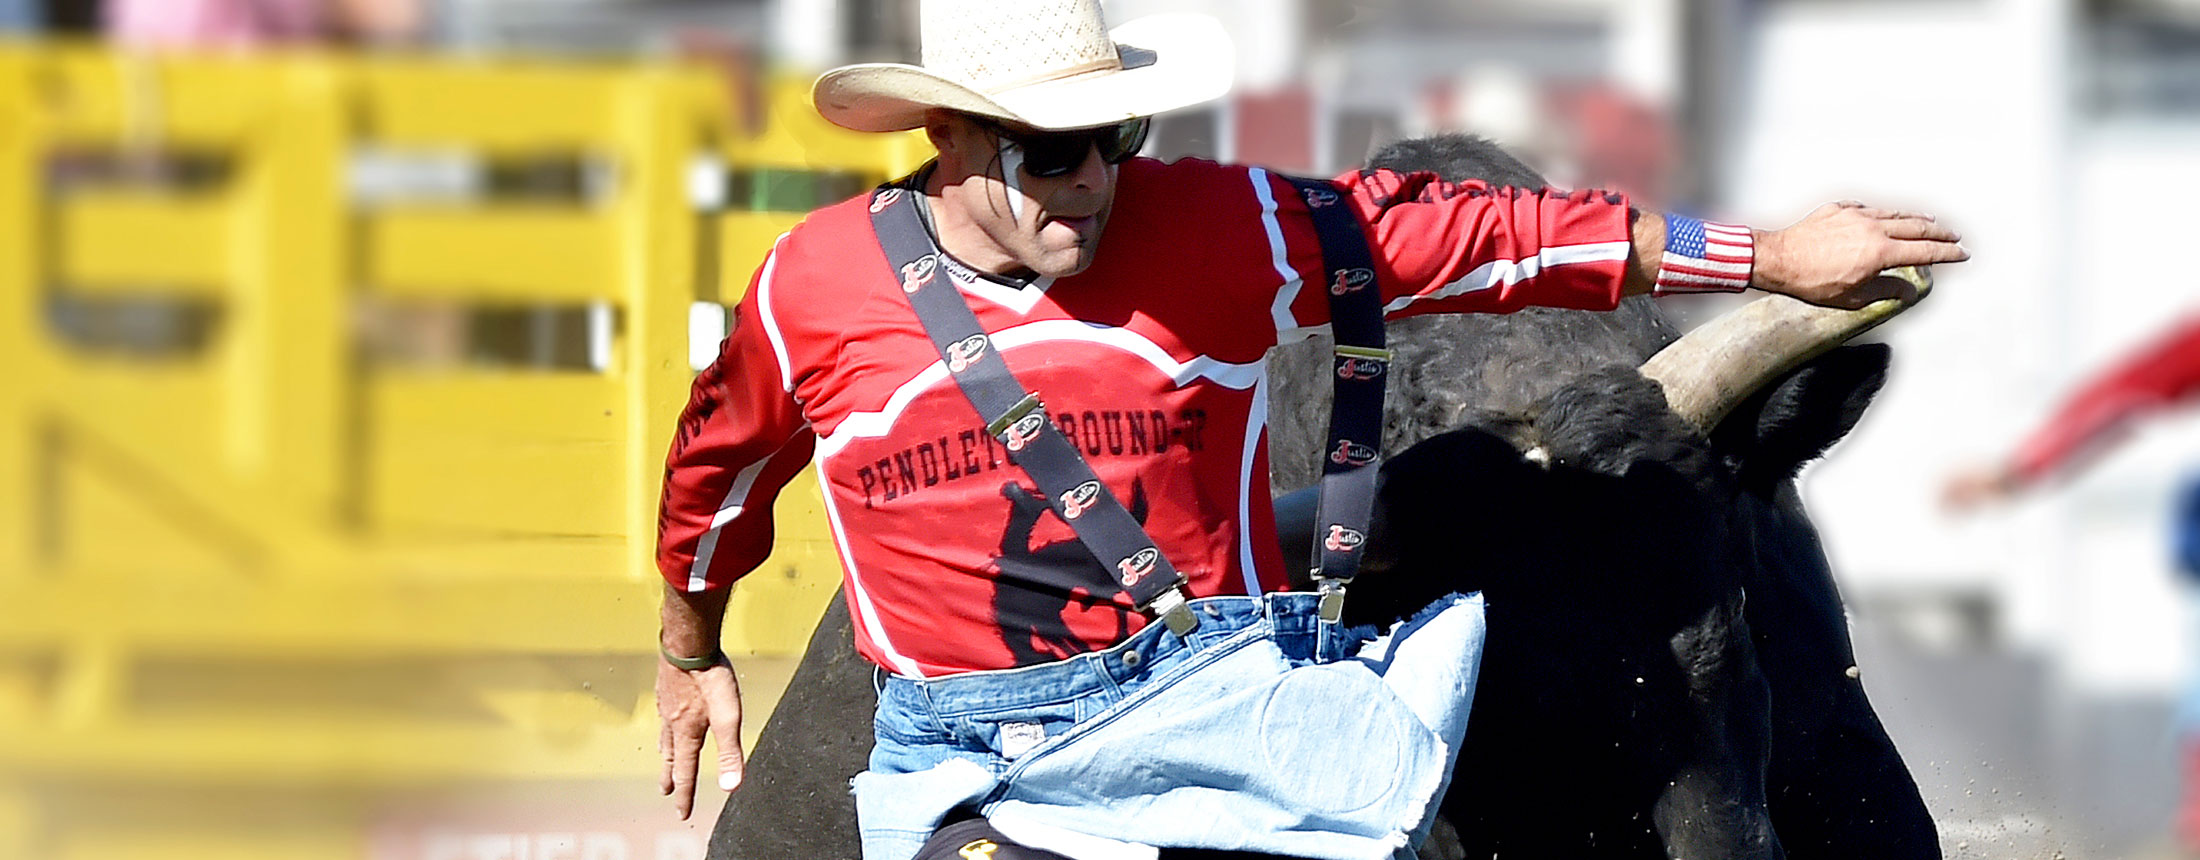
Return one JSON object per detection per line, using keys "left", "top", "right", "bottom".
{"left": 1316, "top": 578, "right": 1350, "bottom": 624}
{"left": 985, "top": 392, "right": 1045, "bottom": 438}
{"left": 1146, "top": 586, "right": 1200, "bottom": 637}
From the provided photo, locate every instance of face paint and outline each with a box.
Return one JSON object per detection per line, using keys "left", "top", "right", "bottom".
{"left": 997, "top": 141, "right": 1027, "bottom": 221}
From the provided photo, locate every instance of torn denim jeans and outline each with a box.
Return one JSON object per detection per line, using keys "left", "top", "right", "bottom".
{"left": 852, "top": 591, "right": 1486, "bottom": 860}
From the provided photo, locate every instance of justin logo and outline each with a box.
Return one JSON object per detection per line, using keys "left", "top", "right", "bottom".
{"left": 958, "top": 840, "right": 999, "bottom": 860}
{"left": 870, "top": 188, "right": 903, "bottom": 213}
{"left": 1116, "top": 547, "right": 1160, "bottom": 588}
{"left": 1302, "top": 186, "right": 1340, "bottom": 208}
{"left": 947, "top": 335, "right": 988, "bottom": 373}
{"left": 1337, "top": 356, "right": 1387, "bottom": 380}
{"left": 901, "top": 255, "right": 938, "bottom": 293}
{"left": 1059, "top": 480, "right": 1102, "bottom": 520}
{"left": 1002, "top": 411, "right": 1046, "bottom": 453}
{"left": 1329, "top": 267, "right": 1375, "bottom": 295}
{"left": 1324, "top": 524, "right": 1366, "bottom": 552}
{"left": 1330, "top": 439, "right": 1378, "bottom": 467}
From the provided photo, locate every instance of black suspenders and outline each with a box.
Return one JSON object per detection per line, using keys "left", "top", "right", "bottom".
{"left": 1282, "top": 177, "right": 1391, "bottom": 623}
{"left": 865, "top": 173, "right": 1387, "bottom": 638}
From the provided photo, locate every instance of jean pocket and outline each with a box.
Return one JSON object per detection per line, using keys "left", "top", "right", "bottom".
{"left": 872, "top": 703, "right": 949, "bottom": 749}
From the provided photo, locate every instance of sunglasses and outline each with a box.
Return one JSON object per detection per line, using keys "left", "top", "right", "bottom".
{"left": 985, "top": 117, "right": 1151, "bottom": 178}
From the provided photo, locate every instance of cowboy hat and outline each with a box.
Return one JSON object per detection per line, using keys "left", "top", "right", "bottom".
{"left": 813, "top": 0, "right": 1235, "bottom": 133}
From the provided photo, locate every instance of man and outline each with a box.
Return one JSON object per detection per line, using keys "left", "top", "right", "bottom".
{"left": 655, "top": 1, "right": 1967, "bottom": 857}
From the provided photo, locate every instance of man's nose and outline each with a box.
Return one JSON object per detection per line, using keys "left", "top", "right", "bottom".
{"left": 1064, "top": 140, "right": 1108, "bottom": 189}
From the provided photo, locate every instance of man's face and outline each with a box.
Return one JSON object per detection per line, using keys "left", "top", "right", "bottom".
{"left": 927, "top": 113, "right": 1143, "bottom": 280}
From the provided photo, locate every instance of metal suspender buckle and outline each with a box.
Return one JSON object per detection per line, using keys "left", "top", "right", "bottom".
{"left": 1333, "top": 345, "right": 1393, "bottom": 382}
{"left": 1316, "top": 578, "right": 1350, "bottom": 624}
{"left": 986, "top": 393, "right": 1048, "bottom": 453}
{"left": 1145, "top": 586, "right": 1200, "bottom": 637}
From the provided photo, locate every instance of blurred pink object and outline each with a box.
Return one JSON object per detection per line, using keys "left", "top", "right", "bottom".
{"left": 104, "top": 0, "right": 330, "bottom": 49}
{"left": 2182, "top": 737, "right": 2200, "bottom": 855}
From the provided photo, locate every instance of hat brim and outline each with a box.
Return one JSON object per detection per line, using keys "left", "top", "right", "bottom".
{"left": 813, "top": 13, "right": 1235, "bottom": 133}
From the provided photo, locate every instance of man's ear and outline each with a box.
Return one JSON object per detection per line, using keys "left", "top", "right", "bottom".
{"left": 923, "top": 111, "right": 958, "bottom": 155}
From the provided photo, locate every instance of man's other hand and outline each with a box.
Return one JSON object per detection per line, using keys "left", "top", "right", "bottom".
{"left": 1755, "top": 201, "right": 1969, "bottom": 309}
{"left": 657, "top": 652, "right": 746, "bottom": 820}
{"left": 1940, "top": 462, "right": 2022, "bottom": 516}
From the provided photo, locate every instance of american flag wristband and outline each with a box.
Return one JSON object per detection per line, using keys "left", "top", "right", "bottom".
{"left": 1654, "top": 214, "right": 1755, "bottom": 295}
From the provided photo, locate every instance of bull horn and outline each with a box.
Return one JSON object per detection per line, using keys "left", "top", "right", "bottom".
{"left": 1639, "top": 266, "right": 1933, "bottom": 434}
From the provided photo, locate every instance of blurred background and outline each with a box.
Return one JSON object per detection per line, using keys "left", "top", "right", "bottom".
{"left": 2, "top": 0, "right": 2197, "bottom": 858}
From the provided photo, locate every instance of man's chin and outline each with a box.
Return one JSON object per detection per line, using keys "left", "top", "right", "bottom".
{"left": 1027, "top": 250, "right": 1096, "bottom": 280}
{"left": 1034, "top": 257, "right": 1095, "bottom": 281}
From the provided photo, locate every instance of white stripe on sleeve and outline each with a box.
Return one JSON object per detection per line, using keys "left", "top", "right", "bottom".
{"left": 1249, "top": 168, "right": 1303, "bottom": 334}
{"left": 685, "top": 425, "right": 812, "bottom": 592}
{"left": 754, "top": 234, "right": 797, "bottom": 393}
{"left": 1382, "top": 240, "right": 1633, "bottom": 315}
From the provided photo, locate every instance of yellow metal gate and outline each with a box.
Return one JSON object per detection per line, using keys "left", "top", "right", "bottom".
{"left": 0, "top": 43, "right": 924, "bottom": 860}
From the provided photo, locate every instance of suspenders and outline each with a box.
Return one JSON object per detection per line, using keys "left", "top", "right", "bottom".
{"left": 865, "top": 174, "right": 1388, "bottom": 638}
{"left": 1282, "top": 177, "right": 1391, "bottom": 624}
{"left": 868, "top": 187, "right": 1198, "bottom": 635}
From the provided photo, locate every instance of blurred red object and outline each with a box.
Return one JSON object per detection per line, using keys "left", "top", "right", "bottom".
{"left": 674, "top": 29, "right": 768, "bottom": 137}
{"left": 2182, "top": 736, "right": 2200, "bottom": 855}
{"left": 1556, "top": 83, "right": 1676, "bottom": 209}
{"left": 1234, "top": 87, "right": 1314, "bottom": 175}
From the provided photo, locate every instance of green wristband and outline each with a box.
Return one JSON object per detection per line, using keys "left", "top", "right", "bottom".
{"left": 660, "top": 644, "right": 725, "bottom": 671}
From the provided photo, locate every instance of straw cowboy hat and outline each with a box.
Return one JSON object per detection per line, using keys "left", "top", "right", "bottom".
{"left": 813, "top": 0, "right": 1236, "bottom": 133}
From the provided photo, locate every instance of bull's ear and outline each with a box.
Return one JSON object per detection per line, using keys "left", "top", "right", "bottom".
{"left": 1713, "top": 343, "right": 1890, "bottom": 489}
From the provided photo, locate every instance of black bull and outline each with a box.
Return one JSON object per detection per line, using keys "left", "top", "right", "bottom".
{"left": 711, "top": 136, "right": 1939, "bottom": 860}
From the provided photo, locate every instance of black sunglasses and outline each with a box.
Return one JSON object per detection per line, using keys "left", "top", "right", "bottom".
{"left": 985, "top": 117, "right": 1151, "bottom": 178}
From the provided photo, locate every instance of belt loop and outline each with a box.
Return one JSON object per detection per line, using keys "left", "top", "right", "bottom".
{"left": 911, "top": 677, "right": 942, "bottom": 726}
{"left": 1313, "top": 587, "right": 1348, "bottom": 663}
{"left": 1079, "top": 648, "right": 1111, "bottom": 690}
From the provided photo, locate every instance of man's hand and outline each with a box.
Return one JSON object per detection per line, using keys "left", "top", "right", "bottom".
{"left": 1940, "top": 462, "right": 2022, "bottom": 516}
{"left": 1754, "top": 201, "right": 1969, "bottom": 309}
{"left": 657, "top": 650, "right": 745, "bottom": 820}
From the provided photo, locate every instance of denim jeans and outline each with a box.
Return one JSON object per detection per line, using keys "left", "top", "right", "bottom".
{"left": 852, "top": 591, "right": 1487, "bottom": 860}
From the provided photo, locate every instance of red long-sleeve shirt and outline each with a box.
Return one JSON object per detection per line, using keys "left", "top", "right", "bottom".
{"left": 658, "top": 157, "right": 1636, "bottom": 677}
{"left": 2010, "top": 314, "right": 2200, "bottom": 485}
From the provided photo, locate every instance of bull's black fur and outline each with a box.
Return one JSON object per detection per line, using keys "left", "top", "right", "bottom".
{"left": 711, "top": 135, "right": 1936, "bottom": 860}
{"left": 1265, "top": 134, "right": 1933, "bottom": 860}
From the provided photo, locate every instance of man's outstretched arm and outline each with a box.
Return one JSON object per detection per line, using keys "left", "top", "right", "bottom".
{"left": 1946, "top": 314, "right": 2200, "bottom": 510}
{"left": 1623, "top": 201, "right": 1968, "bottom": 307}
{"left": 1290, "top": 171, "right": 1967, "bottom": 328}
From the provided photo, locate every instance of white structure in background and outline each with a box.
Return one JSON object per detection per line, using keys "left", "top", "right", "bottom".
{"left": 769, "top": 0, "right": 1306, "bottom": 88}
{"left": 1105, "top": 0, "right": 1300, "bottom": 93}
{"left": 766, "top": 0, "right": 1688, "bottom": 177}
{"left": 1729, "top": 0, "right": 2194, "bottom": 694}
{"left": 1311, "top": 0, "right": 1684, "bottom": 179}
{"left": 442, "top": 0, "right": 765, "bottom": 53}
{"left": 1727, "top": 0, "right": 2200, "bottom": 850}
{"left": 772, "top": 0, "right": 840, "bottom": 69}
